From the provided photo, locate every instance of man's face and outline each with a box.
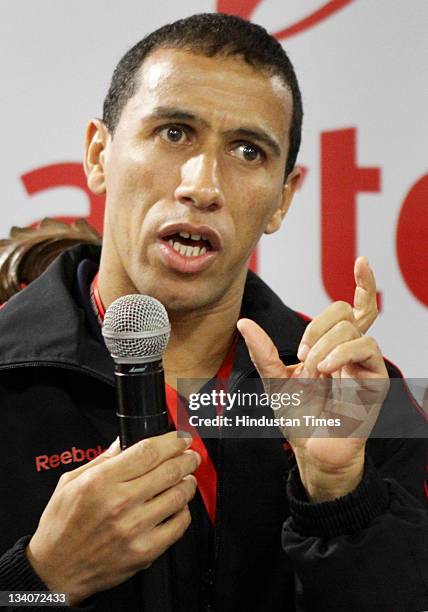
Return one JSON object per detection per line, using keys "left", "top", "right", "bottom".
{"left": 87, "top": 48, "right": 299, "bottom": 313}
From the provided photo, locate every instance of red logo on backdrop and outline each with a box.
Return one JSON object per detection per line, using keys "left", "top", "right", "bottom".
{"left": 396, "top": 175, "right": 428, "bottom": 308}
{"left": 22, "top": 163, "right": 105, "bottom": 235}
{"left": 217, "top": 0, "right": 355, "bottom": 39}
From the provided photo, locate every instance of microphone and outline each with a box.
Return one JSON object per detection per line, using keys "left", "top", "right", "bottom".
{"left": 102, "top": 294, "right": 171, "bottom": 450}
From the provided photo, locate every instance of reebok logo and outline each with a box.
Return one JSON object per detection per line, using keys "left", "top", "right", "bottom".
{"left": 35, "top": 445, "right": 106, "bottom": 472}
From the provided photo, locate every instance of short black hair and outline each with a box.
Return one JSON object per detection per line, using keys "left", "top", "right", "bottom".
{"left": 103, "top": 13, "right": 303, "bottom": 178}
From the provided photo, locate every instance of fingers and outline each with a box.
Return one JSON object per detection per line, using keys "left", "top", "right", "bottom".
{"left": 58, "top": 437, "right": 122, "bottom": 484}
{"left": 297, "top": 258, "right": 378, "bottom": 364}
{"left": 237, "top": 318, "right": 288, "bottom": 379}
{"left": 353, "top": 256, "right": 378, "bottom": 334}
{"left": 125, "top": 474, "right": 197, "bottom": 534}
{"left": 302, "top": 320, "right": 361, "bottom": 376}
{"left": 297, "top": 301, "right": 356, "bottom": 362}
{"left": 122, "top": 449, "right": 201, "bottom": 501}
{"left": 317, "top": 336, "right": 388, "bottom": 376}
{"left": 68, "top": 432, "right": 193, "bottom": 484}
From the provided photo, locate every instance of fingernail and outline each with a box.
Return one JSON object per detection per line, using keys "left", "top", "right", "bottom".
{"left": 192, "top": 451, "right": 202, "bottom": 466}
{"left": 109, "top": 436, "right": 120, "bottom": 448}
{"left": 104, "top": 437, "right": 120, "bottom": 455}
{"left": 297, "top": 343, "right": 309, "bottom": 361}
{"left": 178, "top": 432, "right": 193, "bottom": 447}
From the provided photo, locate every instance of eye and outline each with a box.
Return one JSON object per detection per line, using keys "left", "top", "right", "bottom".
{"left": 232, "top": 142, "right": 264, "bottom": 163}
{"left": 158, "top": 125, "right": 189, "bottom": 145}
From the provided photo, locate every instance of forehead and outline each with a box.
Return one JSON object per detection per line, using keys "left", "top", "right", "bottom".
{"left": 122, "top": 48, "right": 293, "bottom": 147}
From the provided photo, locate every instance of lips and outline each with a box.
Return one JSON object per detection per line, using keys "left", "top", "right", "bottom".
{"left": 158, "top": 223, "right": 222, "bottom": 251}
{"left": 156, "top": 222, "right": 222, "bottom": 274}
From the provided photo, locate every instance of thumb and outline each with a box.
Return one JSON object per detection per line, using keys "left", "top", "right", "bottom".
{"left": 237, "top": 318, "right": 288, "bottom": 379}
{"left": 353, "top": 256, "right": 378, "bottom": 334}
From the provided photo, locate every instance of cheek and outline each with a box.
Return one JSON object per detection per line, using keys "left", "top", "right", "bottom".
{"left": 104, "top": 147, "right": 165, "bottom": 238}
{"left": 106, "top": 151, "right": 155, "bottom": 205}
{"left": 230, "top": 182, "right": 283, "bottom": 243}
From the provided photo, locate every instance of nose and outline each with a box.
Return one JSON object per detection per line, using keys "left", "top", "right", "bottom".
{"left": 175, "top": 153, "right": 224, "bottom": 211}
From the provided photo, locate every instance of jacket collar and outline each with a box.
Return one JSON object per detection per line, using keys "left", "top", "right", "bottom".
{"left": 0, "top": 245, "right": 307, "bottom": 384}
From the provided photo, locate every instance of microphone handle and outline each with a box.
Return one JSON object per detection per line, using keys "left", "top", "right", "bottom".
{"left": 115, "top": 360, "right": 174, "bottom": 606}
{"left": 115, "top": 360, "right": 169, "bottom": 450}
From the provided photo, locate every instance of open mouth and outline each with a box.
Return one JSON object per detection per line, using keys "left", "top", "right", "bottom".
{"left": 157, "top": 224, "right": 221, "bottom": 273}
{"left": 159, "top": 223, "right": 221, "bottom": 256}
{"left": 162, "top": 231, "right": 213, "bottom": 257}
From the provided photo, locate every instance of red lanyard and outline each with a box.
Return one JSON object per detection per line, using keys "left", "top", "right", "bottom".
{"left": 164, "top": 342, "right": 235, "bottom": 525}
{"left": 91, "top": 273, "right": 235, "bottom": 525}
{"left": 91, "top": 273, "right": 105, "bottom": 322}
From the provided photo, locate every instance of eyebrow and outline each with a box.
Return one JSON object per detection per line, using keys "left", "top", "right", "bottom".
{"left": 146, "top": 106, "right": 282, "bottom": 157}
{"left": 147, "top": 106, "right": 209, "bottom": 127}
{"left": 224, "top": 127, "right": 281, "bottom": 157}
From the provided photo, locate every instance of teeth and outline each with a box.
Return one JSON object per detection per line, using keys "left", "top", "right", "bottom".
{"left": 171, "top": 241, "right": 207, "bottom": 257}
{"left": 177, "top": 231, "right": 205, "bottom": 242}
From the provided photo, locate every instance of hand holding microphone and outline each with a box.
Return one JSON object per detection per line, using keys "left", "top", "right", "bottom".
{"left": 27, "top": 433, "right": 199, "bottom": 605}
{"left": 26, "top": 295, "right": 199, "bottom": 605}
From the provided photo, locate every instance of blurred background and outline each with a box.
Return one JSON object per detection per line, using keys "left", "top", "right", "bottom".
{"left": 1, "top": 0, "right": 427, "bottom": 377}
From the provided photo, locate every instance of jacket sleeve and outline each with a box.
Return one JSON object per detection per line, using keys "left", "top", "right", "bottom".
{"left": 282, "top": 371, "right": 428, "bottom": 612}
{"left": 0, "top": 535, "right": 96, "bottom": 611}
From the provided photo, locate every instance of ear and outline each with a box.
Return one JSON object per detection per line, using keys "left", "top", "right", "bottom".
{"left": 264, "top": 166, "right": 302, "bottom": 235}
{"left": 83, "top": 118, "right": 110, "bottom": 195}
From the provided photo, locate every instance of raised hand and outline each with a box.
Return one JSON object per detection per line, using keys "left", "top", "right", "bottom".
{"left": 237, "top": 257, "right": 389, "bottom": 502}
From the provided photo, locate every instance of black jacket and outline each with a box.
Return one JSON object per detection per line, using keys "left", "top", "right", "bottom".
{"left": 0, "top": 245, "right": 426, "bottom": 611}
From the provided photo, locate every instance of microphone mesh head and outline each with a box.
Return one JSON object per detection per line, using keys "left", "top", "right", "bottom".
{"left": 102, "top": 294, "right": 170, "bottom": 363}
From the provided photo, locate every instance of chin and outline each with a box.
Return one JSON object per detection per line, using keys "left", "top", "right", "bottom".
{"left": 163, "top": 294, "right": 218, "bottom": 315}
{"left": 137, "top": 280, "right": 218, "bottom": 314}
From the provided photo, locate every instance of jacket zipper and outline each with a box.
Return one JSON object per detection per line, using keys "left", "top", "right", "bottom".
{"left": 207, "top": 365, "right": 256, "bottom": 610}
{"left": 209, "top": 355, "right": 295, "bottom": 610}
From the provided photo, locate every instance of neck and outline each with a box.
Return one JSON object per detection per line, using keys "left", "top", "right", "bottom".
{"left": 163, "top": 288, "right": 242, "bottom": 388}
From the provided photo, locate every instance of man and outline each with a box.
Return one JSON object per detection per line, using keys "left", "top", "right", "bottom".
{"left": 0, "top": 13, "right": 426, "bottom": 611}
